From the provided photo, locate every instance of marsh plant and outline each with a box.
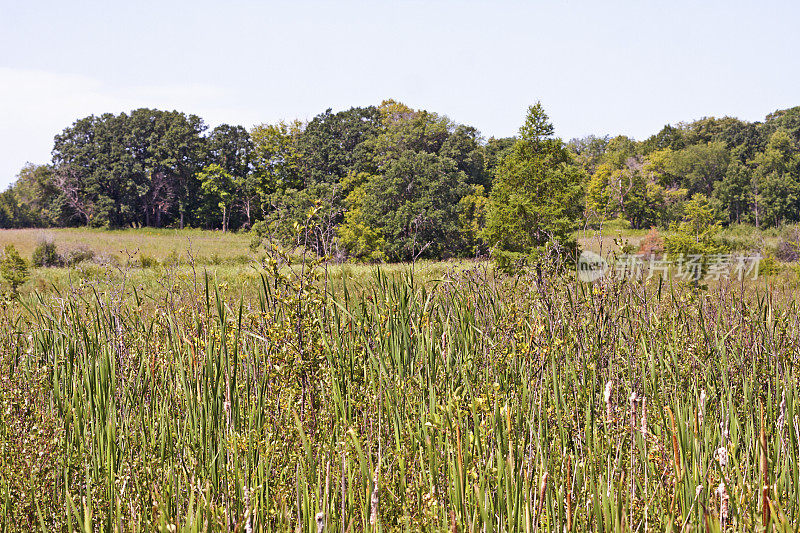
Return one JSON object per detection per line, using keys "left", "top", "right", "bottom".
{"left": 0, "top": 257, "right": 799, "bottom": 531}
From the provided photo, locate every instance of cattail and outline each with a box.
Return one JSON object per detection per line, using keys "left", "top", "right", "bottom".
{"left": 760, "top": 401, "right": 770, "bottom": 527}
{"left": 720, "top": 404, "right": 729, "bottom": 445}
{"left": 534, "top": 472, "right": 549, "bottom": 529}
{"left": 629, "top": 391, "right": 638, "bottom": 517}
{"left": 666, "top": 407, "right": 681, "bottom": 479}
{"left": 604, "top": 381, "right": 614, "bottom": 422}
{"left": 369, "top": 464, "right": 380, "bottom": 526}
{"left": 695, "top": 484, "right": 703, "bottom": 499}
{"left": 716, "top": 481, "right": 729, "bottom": 528}
{"left": 778, "top": 390, "right": 787, "bottom": 453}
{"left": 640, "top": 397, "right": 648, "bottom": 434}
{"left": 565, "top": 455, "right": 573, "bottom": 532}
{"left": 449, "top": 510, "right": 458, "bottom": 533}
{"left": 315, "top": 511, "right": 326, "bottom": 533}
{"left": 699, "top": 389, "right": 707, "bottom": 427}
{"left": 715, "top": 446, "right": 728, "bottom": 471}
{"left": 244, "top": 485, "right": 253, "bottom": 533}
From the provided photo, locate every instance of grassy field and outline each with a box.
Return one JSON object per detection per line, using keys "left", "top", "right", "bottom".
{"left": 1, "top": 228, "right": 799, "bottom": 531}
{"left": 0, "top": 228, "right": 254, "bottom": 264}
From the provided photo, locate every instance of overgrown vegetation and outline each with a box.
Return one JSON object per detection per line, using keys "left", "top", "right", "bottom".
{"left": 1, "top": 254, "right": 799, "bottom": 530}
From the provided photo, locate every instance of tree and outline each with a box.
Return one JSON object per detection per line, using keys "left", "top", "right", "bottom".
{"left": 663, "top": 194, "right": 726, "bottom": 272}
{"left": 714, "top": 160, "right": 753, "bottom": 224}
{"left": 10, "top": 164, "right": 59, "bottom": 225}
{"left": 482, "top": 102, "right": 584, "bottom": 267}
{"left": 207, "top": 124, "right": 256, "bottom": 227}
{"left": 0, "top": 245, "right": 29, "bottom": 297}
{"left": 199, "top": 164, "right": 236, "bottom": 232}
{"left": 51, "top": 109, "right": 207, "bottom": 228}
{"left": 675, "top": 142, "right": 730, "bottom": 196}
{"left": 251, "top": 121, "right": 304, "bottom": 197}
{"left": 295, "top": 106, "right": 382, "bottom": 185}
{"left": 340, "top": 151, "right": 470, "bottom": 262}
{"left": 752, "top": 130, "right": 800, "bottom": 226}
{"left": 439, "top": 125, "right": 487, "bottom": 187}
{"left": 360, "top": 100, "right": 453, "bottom": 172}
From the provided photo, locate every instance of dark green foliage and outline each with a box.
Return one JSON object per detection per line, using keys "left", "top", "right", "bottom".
{"left": 50, "top": 109, "right": 207, "bottom": 228}
{"left": 0, "top": 245, "right": 29, "bottom": 296}
{"left": 63, "top": 246, "right": 95, "bottom": 266}
{"left": 483, "top": 102, "right": 584, "bottom": 267}
{"left": 0, "top": 189, "right": 42, "bottom": 228}
{"left": 663, "top": 194, "right": 726, "bottom": 264}
{"left": 31, "top": 240, "right": 63, "bottom": 267}
{"left": 342, "top": 151, "right": 471, "bottom": 262}
{"left": 6, "top": 101, "right": 800, "bottom": 264}
{"left": 296, "top": 106, "right": 382, "bottom": 184}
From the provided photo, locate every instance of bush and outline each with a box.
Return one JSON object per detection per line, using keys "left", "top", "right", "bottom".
{"left": 1, "top": 245, "right": 29, "bottom": 297}
{"left": 163, "top": 250, "right": 181, "bottom": 267}
{"left": 138, "top": 254, "right": 160, "bottom": 269}
{"left": 637, "top": 228, "right": 664, "bottom": 257}
{"left": 32, "top": 240, "right": 63, "bottom": 267}
{"left": 63, "top": 246, "right": 95, "bottom": 266}
{"left": 776, "top": 226, "right": 800, "bottom": 262}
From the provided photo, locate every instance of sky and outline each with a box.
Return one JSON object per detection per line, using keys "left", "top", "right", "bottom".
{"left": 1, "top": 0, "right": 799, "bottom": 189}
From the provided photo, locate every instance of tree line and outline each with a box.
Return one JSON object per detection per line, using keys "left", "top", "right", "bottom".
{"left": 2, "top": 100, "right": 799, "bottom": 263}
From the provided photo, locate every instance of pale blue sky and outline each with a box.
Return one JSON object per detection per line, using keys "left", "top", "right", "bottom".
{"left": 2, "top": 0, "right": 799, "bottom": 188}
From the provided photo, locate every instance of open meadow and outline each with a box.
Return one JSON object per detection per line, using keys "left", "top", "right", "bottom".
{"left": 0, "top": 229, "right": 799, "bottom": 531}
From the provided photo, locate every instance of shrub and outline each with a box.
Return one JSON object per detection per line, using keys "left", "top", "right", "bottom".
{"left": 163, "top": 250, "right": 181, "bottom": 267}
{"left": 63, "top": 246, "right": 95, "bottom": 266}
{"left": 32, "top": 240, "right": 63, "bottom": 267}
{"left": 637, "top": 228, "right": 664, "bottom": 257}
{"left": 776, "top": 226, "right": 800, "bottom": 262}
{"left": 1, "top": 245, "right": 29, "bottom": 297}
{"left": 758, "top": 255, "right": 782, "bottom": 276}
{"left": 138, "top": 254, "right": 160, "bottom": 269}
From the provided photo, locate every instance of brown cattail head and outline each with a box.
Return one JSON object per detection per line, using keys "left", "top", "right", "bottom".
{"left": 534, "top": 471, "right": 549, "bottom": 523}
{"left": 629, "top": 391, "right": 638, "bottom": 428}
{"left": 315, "top": 512, "right": 326, "bottom": 533}
{"left": 666, "top": 407, "right": 681, "bottom": 479}
{"left": 760, "top": 401, "right": 770, "bottom": 527}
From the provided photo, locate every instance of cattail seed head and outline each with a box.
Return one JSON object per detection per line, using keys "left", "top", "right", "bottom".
{"left": 778, "top": 390, "right": 787, "bottom": 436}
{"left": 604, "top": 381, "right": 614, "bottom": 422}
{"left": 369, "top": 470, "right": 380, "bottom": 525}
{"left": 315, "top": 512, "right": 326, "bottom": 533}
{"left": 629, "top": 391, "right": 638, "bottom": 411}
{"left": 720, "top": 405, "right": 730, "bottom": 444}
{"left": 640, "top": 397, "right": 648, "bottom": 434}
{"left": 716, "top": 481, "right": 729, "bottom": 527}
{"left": 716, "top": 446, "right": 728, "bottom": 470}
{"left": 699, "top": 389, "right": 707, "bottom": 427}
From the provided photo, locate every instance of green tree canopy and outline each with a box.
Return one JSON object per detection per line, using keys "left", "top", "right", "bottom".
{"left": 482, "top": 102, "right": 584, "bottom": 267}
